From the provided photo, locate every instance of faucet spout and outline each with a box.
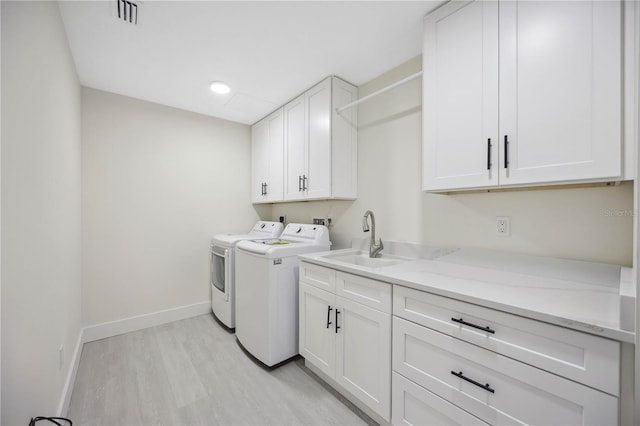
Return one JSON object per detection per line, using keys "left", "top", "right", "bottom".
{"left": 362, "top": 210, "right": 383, "bottom": 258}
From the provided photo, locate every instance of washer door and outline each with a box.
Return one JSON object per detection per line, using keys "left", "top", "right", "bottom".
{"left": 210, "top": 245, "right": 229, "bottom": 301}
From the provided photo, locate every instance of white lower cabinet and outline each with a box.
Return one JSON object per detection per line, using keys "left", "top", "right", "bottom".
{"left": 299, "top": 262, "right": 391, "bottom": 421}
{"left": 391, "top": 286, "right": 620, "bottom": 426}
{"left": 393, "top": 285, "right": 620, "bottom": 395}
{"left": 392, "top": 372, "right": 488, "bottom": 426}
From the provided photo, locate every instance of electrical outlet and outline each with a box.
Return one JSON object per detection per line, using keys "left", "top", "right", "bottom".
{"left": 59, "top": 345, "right": 64, "bottom": 370}
{"left": 496, "top": 216, "right": 510, "bottom": 236}
{"left": 312, "top": 217, "right": 326, "bottom": 226}
{"left": 279, "top": 215, "right": 286, "bottom": 224}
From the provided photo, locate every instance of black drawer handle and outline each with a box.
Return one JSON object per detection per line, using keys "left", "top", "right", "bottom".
{"left": 326, "top": 306, "right": 333, "bottom": 328}
{"left": 335, "top": 309, "right": 341, "bottom": 333}
{"left": 487, "top": 138, "right": 492, "bottom": 170}
{"left": 451, "top": 317, "right": 495, "bottom": 334}
{"left": 451, "top": 371, "right": 495, "bottom": 394}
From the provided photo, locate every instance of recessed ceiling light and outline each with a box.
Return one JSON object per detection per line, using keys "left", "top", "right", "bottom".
{"left": 210, "top": 81, "right": 231, "bottom": 94}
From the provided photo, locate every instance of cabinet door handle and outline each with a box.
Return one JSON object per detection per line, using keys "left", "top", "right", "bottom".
{"left": 302, "top": 174, "right": 308, "bottom": 191}
{"left": 504, "top": 135, "right": 509, "bottom": 169}
{"left": 298, "top": 175, "right": 302, "bottom": 192}
{"left": 263, "top": 182, "right": 268, "bottom": 196}
{"left": 451, "top": 371, "right": 495, "bottom": 393}
{"left": 326, "top": 306, "right": 333, "bottom": 328}
{"left": 487, "top": 138, "right": 492, "bottom": 170}
{"left": 260, "top": 182, "right": 265, "bottom": 196}
{"left": 335, "top": 309, "right": 341, "bottom": 333}
{"left": 451, "top": 317, "right": 495, "bottom": 334}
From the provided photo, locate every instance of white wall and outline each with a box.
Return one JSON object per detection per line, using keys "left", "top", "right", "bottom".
{"left": 82, "top": 88, "right": 260, "bottom": 326}
{"left": 272, "top": 56, "right": 634, "bottom": 266}
{"left": 1, "top": 2, "right": 82, "bottom": 424}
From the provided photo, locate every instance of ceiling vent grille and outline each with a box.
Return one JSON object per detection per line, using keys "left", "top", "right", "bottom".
{"left": 116, "top": 0, "right": 139, "bottom": 25}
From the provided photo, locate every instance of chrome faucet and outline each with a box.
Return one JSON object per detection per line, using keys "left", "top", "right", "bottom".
{"left": 362, "top": 210, "right": 383, "bottom": 258}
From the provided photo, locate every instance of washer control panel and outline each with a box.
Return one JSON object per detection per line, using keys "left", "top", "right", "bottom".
{"left": 281, "top": 223, "right": 329, "bottom": 243}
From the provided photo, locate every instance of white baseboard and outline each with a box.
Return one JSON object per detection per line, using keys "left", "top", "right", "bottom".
{"left": 57, "top": 331, "right": 83, "bottom": 417}
{"left": 82, "top": 301, "right": 211, "bottom": 343}
{"left": 57, "top": 301, "right": 211, "bottom": 416}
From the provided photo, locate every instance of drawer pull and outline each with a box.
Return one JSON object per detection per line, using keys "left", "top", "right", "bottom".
{"left": 451, "top": 317, "right": 495, "bottom": 334}
{"left": 451, "top": 370, "right": 495, "bottom": 394}
{"left": 326, "top": 306, "right": 333, "bottom": 328}
{"left": 335, "top": 309, "right": 341, "bottom": 333}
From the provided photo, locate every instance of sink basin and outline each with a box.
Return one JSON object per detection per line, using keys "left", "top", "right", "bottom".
{"left": 322, "top": 251, "right": 409, "bottom": 268}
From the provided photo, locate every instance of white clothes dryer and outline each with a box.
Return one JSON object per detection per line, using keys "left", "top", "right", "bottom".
{"left": 210, "top": 221, "right": 284, "bottom": 329}
{"left": 235, "top": 223, "right": 330, "bottom": 367}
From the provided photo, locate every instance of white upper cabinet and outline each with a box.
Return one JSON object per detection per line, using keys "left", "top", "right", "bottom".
{"left": 423, "top": 0, "right": 499, "bottom": 191}
{"left": 423, "top": 0, "right": 624, "bottom": 192}
{"left": 284, "top": 76, "right": 358, "bottom": 202}
{"left": 499, "top": 0, "right": 621, "bottom": 186}
{"left": 251, "top": 108, "right": 284, "bottom": 203}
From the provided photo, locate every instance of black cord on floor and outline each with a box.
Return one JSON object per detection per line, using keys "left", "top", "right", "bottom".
{"left": 28, "top": 416, "right": 72, "bottom": 426}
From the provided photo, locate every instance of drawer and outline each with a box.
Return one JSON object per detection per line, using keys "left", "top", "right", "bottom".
{"left": 392, "top": 372, "right": 488, "bottom": 426}
{"left": 393, "top": 317, "right": 618, "bottom": 426}
{"left": 299, "top": 262, "right": 335, "bottom": 293}
{"left": 336, "top": 271, "right": 391, "bottom": 313}
{"left": 393, "top": 285, "right": 620, "bottom": 395}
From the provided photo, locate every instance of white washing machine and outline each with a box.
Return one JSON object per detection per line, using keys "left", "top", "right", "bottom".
{"left": 235, "top": 223, "right": 331, "bottom": 367}
{"left": 210, "top": 221, "right": 284, "bottom": 330}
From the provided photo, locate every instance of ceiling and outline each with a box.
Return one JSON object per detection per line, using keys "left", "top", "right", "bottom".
{"left": 58, "top": 1, "right": 445, "bottom": 125}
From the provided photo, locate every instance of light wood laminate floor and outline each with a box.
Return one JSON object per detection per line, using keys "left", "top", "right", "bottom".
{"left": 68, "top": 314, "right": 374, "bottom": 425}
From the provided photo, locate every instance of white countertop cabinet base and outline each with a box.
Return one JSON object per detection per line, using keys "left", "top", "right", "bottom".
{"left": 393, "top": 317, "right": 618, "bottom": 425}
{"left": 393, "top": 285, "right": 620, "bottom": 395}
{"left": 423, "top": 0, "right": 624, "bottom": 192}
{"left": 299, "top": 262, "right": 391, "bottom": 421}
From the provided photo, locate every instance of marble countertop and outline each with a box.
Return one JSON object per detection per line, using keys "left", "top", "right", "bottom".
{"left": 299, "top": 242, "right": 635, "bottom": 343}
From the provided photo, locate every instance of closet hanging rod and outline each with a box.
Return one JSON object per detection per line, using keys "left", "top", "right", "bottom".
{"left": 336, "top": 70, "right": 423, "bottom": 114}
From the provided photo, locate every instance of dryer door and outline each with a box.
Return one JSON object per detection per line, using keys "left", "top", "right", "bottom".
{"left": 211, "top": 245, "right": 230, "bottom": 301}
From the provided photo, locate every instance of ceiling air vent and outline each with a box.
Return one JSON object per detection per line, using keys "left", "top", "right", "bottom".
{"left": 116, "top": 0, "right": 139, "bottom": 25}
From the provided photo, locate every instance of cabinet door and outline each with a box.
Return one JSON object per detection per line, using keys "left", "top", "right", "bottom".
{"left": 305, "top": 78, "right": 332, "bottom": 199}
{"left": 251, "top": 118, "right": 270, "bottom": 203}
{"left": 422, "top": 0, "right": 499, "bottom": 191}
{"left": 499, "top": 0, "right": 622, "bottom": 185}
{"left": 299, "top": 283, "right": 335, "bottom": 378}
{"left": 284, "top": 94, "right": 306, "bottom": 200}
{"left": 335, "top": 295, "right": 391, "bottom": 421}
{"left": 265, "top": 109, "right": 284, "bottom": 202}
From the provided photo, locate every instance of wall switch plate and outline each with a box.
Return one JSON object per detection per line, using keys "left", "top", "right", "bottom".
{"left": 496, "top": 216, "right": 510, "bottom": 236}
